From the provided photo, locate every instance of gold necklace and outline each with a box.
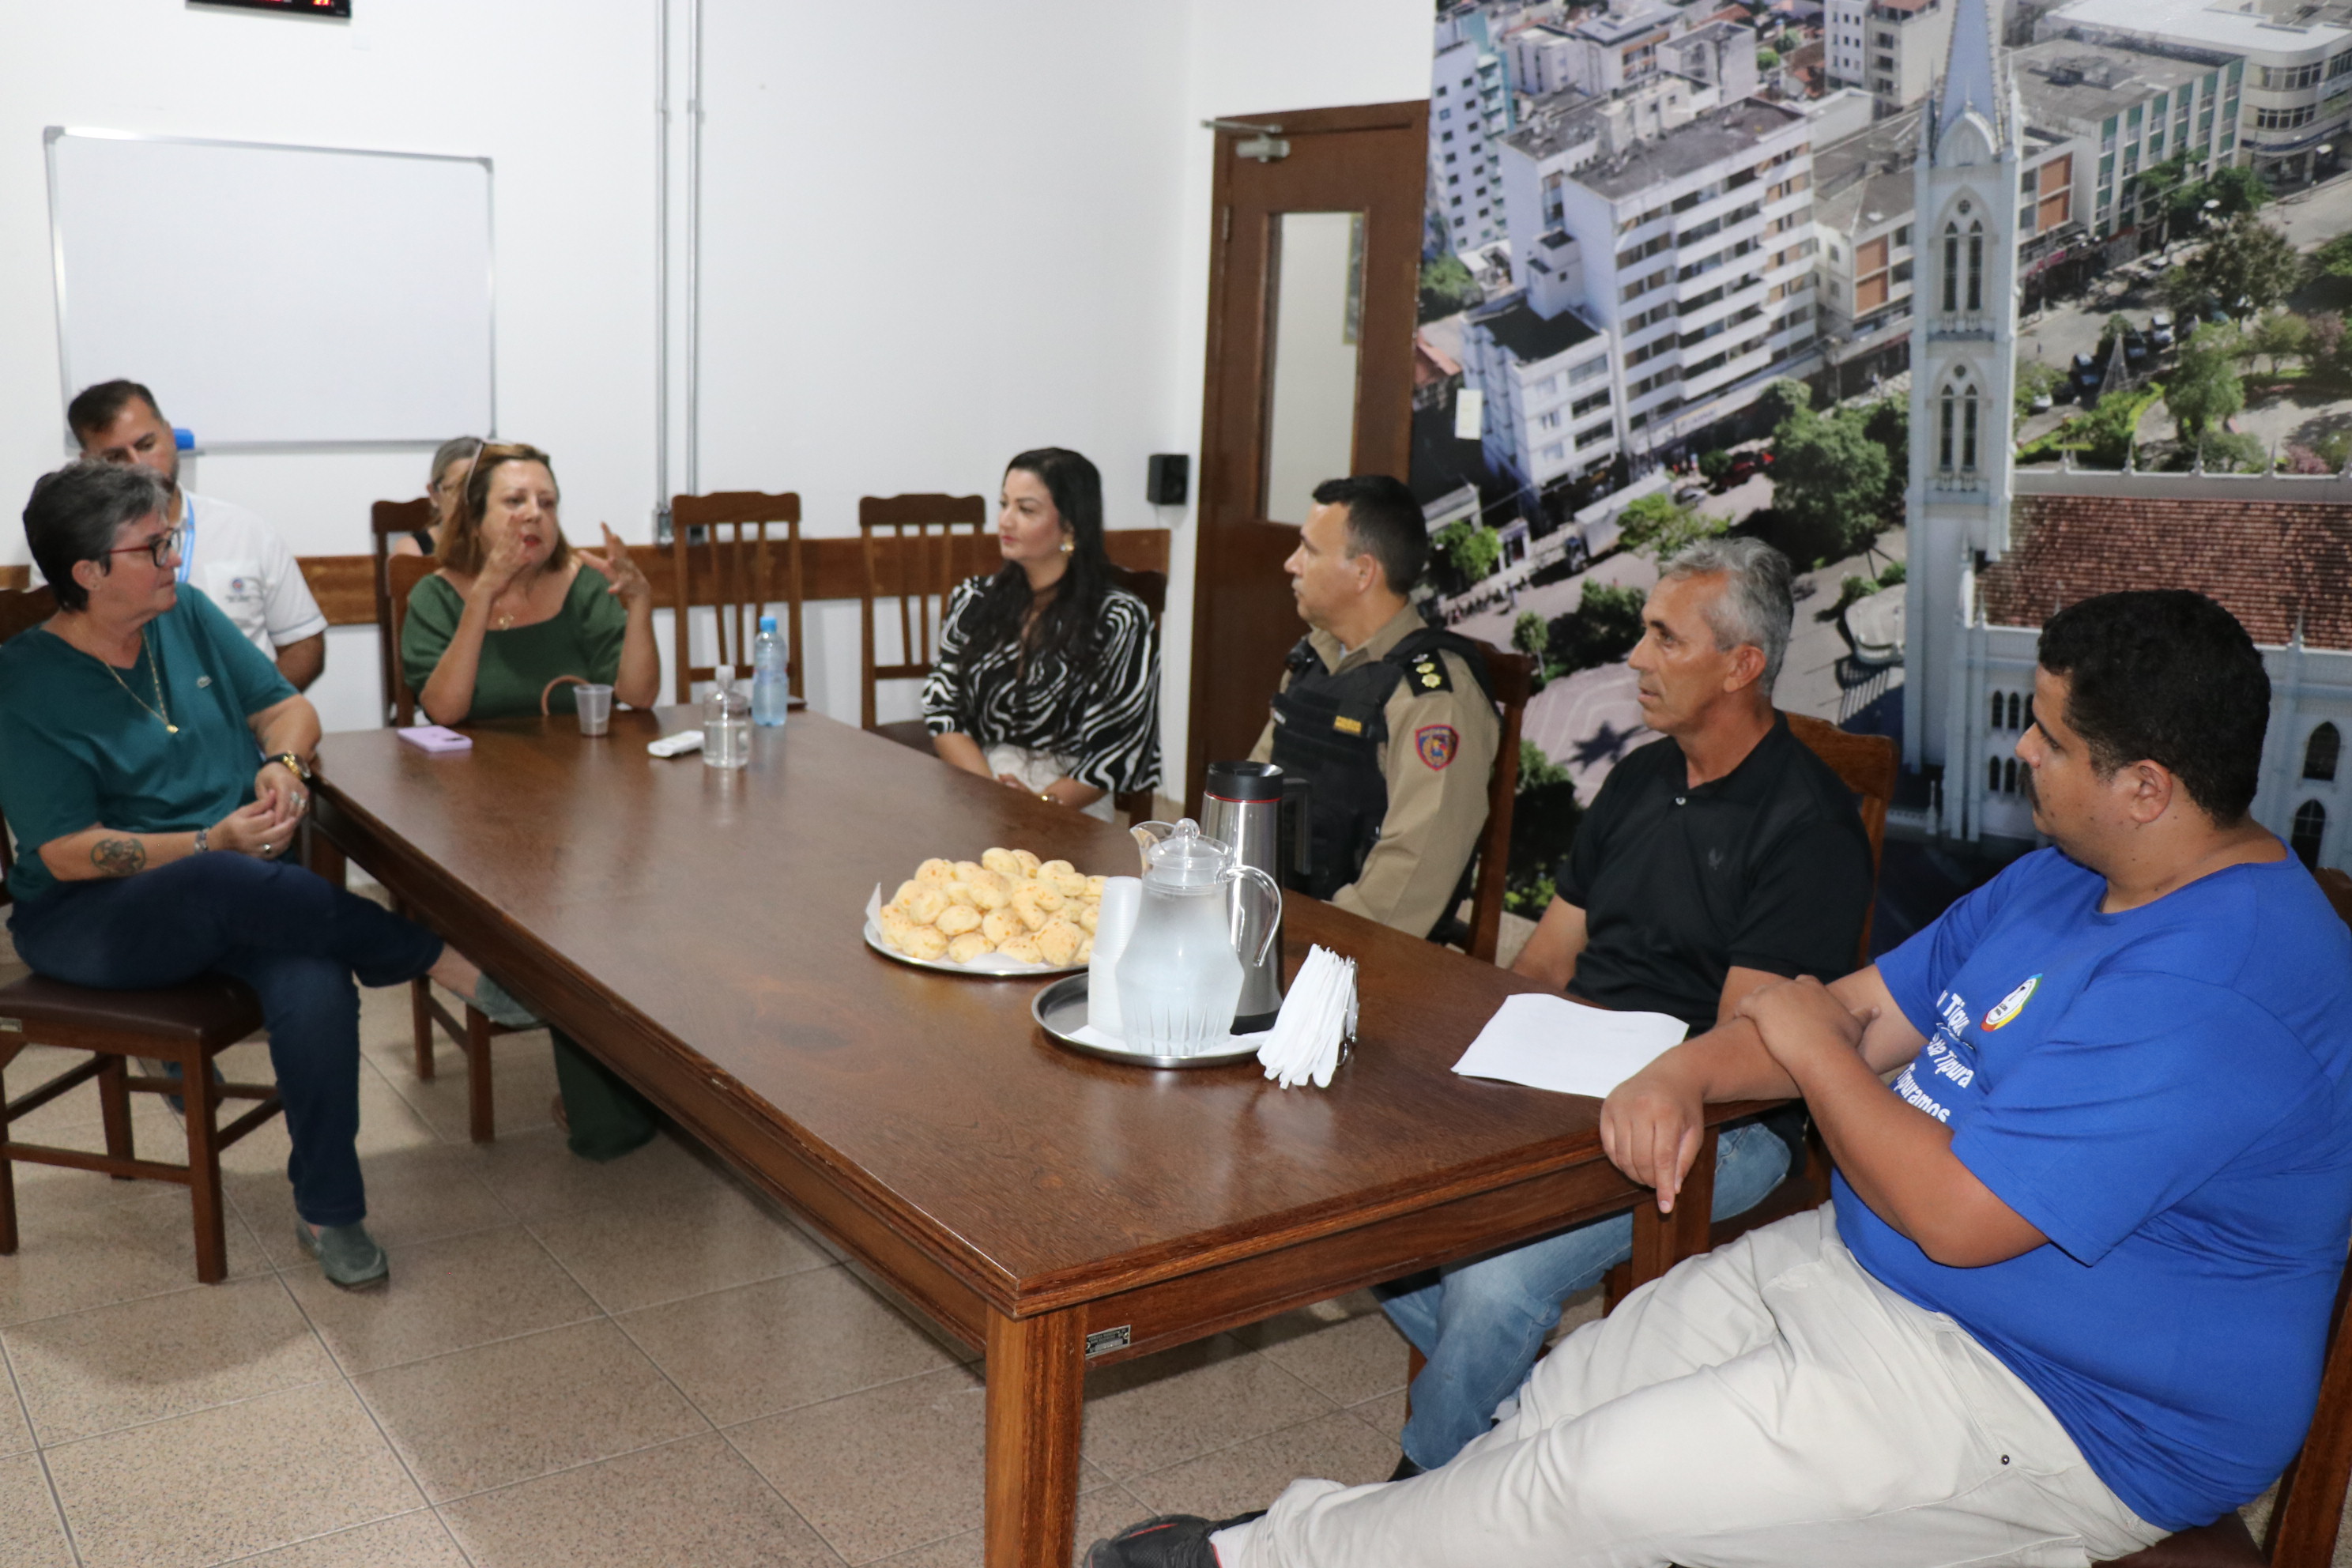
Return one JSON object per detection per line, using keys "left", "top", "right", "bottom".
{"left": 101, "top": 629, "right": 176, "bottom": 734}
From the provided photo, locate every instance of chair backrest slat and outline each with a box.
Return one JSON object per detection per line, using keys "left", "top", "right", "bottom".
{"left": 1464, "top": 644, "right": 1534, "bottom": 963}
{"left": 1785, "top": 712, "right": 1898, "bottom": 965}
{"left": 670, "top": 491, "right": 805, "bottom": 705}
{"left": 370, "top": 498, "right": 436, "bottom": 723}
{"left": 385, "top": 553, "right": 439, "bottom": 727}
{"left": 856, "top": 494, "right": 986, "bottom": 733}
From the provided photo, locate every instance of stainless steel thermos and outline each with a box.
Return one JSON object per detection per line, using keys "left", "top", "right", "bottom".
{"left": 1200, "top": 760, "right": 1310, "bottom": 1032}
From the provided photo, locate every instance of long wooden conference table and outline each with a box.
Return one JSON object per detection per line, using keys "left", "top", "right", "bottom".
{"left": 312, "top": 708, "right": 1740, "bottom": 1568}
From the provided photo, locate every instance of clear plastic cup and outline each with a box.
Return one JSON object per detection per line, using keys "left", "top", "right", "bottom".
{"left": 575, "top": 684, "right": 613, "bottom": 737}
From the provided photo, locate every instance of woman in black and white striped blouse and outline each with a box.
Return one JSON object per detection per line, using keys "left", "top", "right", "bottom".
{"left": 922, "top": 448, "right": 1159, "bottom": 820}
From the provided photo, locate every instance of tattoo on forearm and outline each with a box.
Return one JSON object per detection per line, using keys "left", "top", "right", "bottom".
{"left": 91, "top": 837, "right": 147, "bottom": 877}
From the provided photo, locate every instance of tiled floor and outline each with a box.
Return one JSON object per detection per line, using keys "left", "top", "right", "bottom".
{"left": 0, "top": 947, "right": 1427, "bottom": 1568}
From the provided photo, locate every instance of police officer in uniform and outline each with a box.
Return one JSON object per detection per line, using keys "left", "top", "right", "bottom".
{"left": 1247, "top": 475, "right": 1498, "bottom": 940}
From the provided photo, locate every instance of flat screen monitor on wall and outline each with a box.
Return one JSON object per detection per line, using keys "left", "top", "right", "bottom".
{"left": 45, "top": 128, "right": 492, "bottom": 450}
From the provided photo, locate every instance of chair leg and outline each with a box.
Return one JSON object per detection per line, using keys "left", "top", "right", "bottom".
{"left": 0, "top": 1052, "right": 15, "bottom": 1257}
{"left": 466, "top": 1008, "right": 496, "bottom": 1144}
{"left": 411, "top": 977, "right": 436, "bottom": 1081}
{"left": 183, "top": 1052, "right": 228, "bottom": 1285}
{"left": 97, "top": 1056, "right": 137, "bottom": 1180}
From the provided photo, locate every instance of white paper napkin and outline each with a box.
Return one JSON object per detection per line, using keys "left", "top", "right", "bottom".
{"left": 1450, "top": 993, "right": 1689, "bottom": 1099}
{"left": 1257, "top": 944, "right": 1357, "bottom": 1090}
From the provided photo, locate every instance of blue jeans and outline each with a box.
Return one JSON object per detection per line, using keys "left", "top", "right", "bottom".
{"left": 1377, "top": 1119, "right": 1793, "bottom": 1470}
{"left": 9, "top": 854, "right": 443, "bottom": 1227}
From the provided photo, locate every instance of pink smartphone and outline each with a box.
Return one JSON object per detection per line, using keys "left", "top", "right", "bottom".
{"left": 398, "top": 725, "right": 473, "bottom": 753}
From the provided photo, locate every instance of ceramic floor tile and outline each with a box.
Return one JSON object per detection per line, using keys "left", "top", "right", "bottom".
{"left": 2, "top": 1061, "right": 187, "bottom": 1159}
{"left": 285, "top": 1223, "right": 598, "bottom": 1375}
{"left": 528, "top": 1182, "right": 828, "bottom": 1314}
{"left": 0, "top": 1452, "right": 73, "bottom": 1568}
{"left": 227, "top": 1510, "right": 469, "bottom": 1566}
{"left": 869, "top": 1483, "right": 1148, "bottom": 1568}
{"left": 1125, "top": 1410, "right": 1399, "bottom": 1522}
{"left": 1235, "top": 1307, "right": 1411, "bottom": 1408}
{"left": 44, "top": 1379, "right": 420, "bottom": 1568}
{"left": 460, "top": 1125, "right": 735, "bottom": 1226}
{"left": 726, "top": 1362, "right": 994, "bottom": 1563}
{"left": 0, "top": 1351, "right": 34, "bottom": 1457}
{"left": 619, "top": 1264, "right": 956, "bottom": 1427}
{"left": 232, "top": 1136, "right": 516, "bottom": 1270}
{"left": 354, "top": 1317, "right": 706, "bottom": 1502}
{"left": 1078, "top": 1338, "right": 1337, "bottom": 1480}
{"left": 440, "top": 1431, "right": 839, "bottom": 1568}
{"left": 6, "top": 1274, "right": 334, "bottom": 1444}
{"left": 1347, "top": 1389, "right": 1408, "bottom": 1443}
{"left": 0, "top": 1184, "right": 270, "bottom": 1327}
{"left": 380, "top": 1031, "right": 563, "bottom": 1146}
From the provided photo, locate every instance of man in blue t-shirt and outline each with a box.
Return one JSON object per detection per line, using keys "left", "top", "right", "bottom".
{"left": 1089, "top": 590, "right": 2352, "bottom": 1568}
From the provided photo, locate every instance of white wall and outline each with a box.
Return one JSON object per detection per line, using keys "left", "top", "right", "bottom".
{"left": 0, "top": 0, "right": 1431, "bottom": 763}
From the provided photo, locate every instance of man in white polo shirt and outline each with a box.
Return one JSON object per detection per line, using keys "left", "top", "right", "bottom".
{"left": 68, "top": 380, "right": 326, "bottom": 690}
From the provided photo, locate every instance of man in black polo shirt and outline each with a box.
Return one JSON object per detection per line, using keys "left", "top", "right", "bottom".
{"left": 1374, "top": 536, "right": 1874, "bottom": 1476}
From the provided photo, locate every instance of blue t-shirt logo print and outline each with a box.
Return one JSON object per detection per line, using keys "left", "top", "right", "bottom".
{"left": 1981, "top": 973, "right": 2041, "bottom": 1031}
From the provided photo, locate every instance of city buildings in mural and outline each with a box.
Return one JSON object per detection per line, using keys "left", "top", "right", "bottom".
{"left": 1415, "top": 0, "right": 2352, "bottom": 900}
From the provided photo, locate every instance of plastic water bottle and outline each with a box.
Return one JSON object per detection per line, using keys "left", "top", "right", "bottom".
{"left": 703, "top": 665, "right": 750, "bottom": 769}
{"left": 751, "top": 615, "right": 789, "bottom": 728}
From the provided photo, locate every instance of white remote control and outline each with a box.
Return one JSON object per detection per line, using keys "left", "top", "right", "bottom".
{"left": 646, "top": 729, "right": 705, "bottom": 758}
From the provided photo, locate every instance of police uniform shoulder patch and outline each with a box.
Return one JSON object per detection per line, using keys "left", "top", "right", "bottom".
{"left": 1415, "top": 725, "right": 1459, "bottom": 770}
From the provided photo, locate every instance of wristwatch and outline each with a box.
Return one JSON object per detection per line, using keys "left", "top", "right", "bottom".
{"left": 270, "top": 752, "right": 313, "bottom": 782}
{"left": 194, "top": 827, "right": 210, "bottom": 854}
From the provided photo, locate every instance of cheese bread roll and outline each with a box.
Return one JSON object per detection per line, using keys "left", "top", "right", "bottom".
{"left": 981, "top": 847, "right": 1023, "bottom": 877}
{"left": 935, "top": 903, "right": 982, "bottom": 937}
{"left": 1036, "top": 918, "right": 1084, "bottom": 967}
{"left": 898, "top": 886, "right": 947, "bottom": 925}
{"left": 996, "top": 933, "right": 1043, "bottom": 964}
{"left": 916, "top": 858, "right": 957, "bottom": 885}
{"left": 1010, "top": 849, "right": 1042, "bottom": 876}
{"left": 982, "top": 908, "right": 1026, "bottom": 948}
{"left": 946, "top": 932, "right": 990, "bottom": 964}
{"left": 899, "top": 924, "right": 950, "bottom": 960}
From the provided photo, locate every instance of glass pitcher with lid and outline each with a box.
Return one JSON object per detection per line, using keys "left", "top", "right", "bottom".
{"left": 1116, "top": 820, "right": 1283, "bottom": 1055}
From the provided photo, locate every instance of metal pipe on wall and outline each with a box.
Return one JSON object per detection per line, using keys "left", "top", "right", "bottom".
{"left": 654, "top": 0, "right": 670, "bottom": 540}
{"left": 684, "top": 0, "right": 703, "bottom": 498}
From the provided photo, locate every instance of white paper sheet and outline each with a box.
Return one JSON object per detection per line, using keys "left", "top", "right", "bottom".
{"left": 1451, "top": 993, "right": 1690, "bottom": 1099}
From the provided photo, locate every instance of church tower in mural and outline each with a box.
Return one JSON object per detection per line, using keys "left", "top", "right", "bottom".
{"left": 1902, "top": 0, "right": 2023, "bottom": 832}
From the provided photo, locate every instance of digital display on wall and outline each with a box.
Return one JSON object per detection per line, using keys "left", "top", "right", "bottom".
{"left": 191, "top": 0, "right": 352, "bottom": 17}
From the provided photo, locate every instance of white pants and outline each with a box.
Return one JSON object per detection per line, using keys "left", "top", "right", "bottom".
{"left": 1217, "top": 1206, "right": 2164, "bottom": 1568}
{"left": 986, "top": 744, "right": 1115, "bottom": 822}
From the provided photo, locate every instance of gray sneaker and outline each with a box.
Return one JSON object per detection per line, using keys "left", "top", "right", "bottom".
{"left": 296, "top": 1221, "right": 389, "bottom": 1289}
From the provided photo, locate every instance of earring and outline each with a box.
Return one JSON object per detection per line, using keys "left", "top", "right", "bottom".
{"left": 1060, "top": 538, "right": 1074, "bottom": 555}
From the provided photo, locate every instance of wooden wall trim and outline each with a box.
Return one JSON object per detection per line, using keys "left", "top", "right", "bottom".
{"left": 292, "top": 530, "right": 1173, "bottom": 628}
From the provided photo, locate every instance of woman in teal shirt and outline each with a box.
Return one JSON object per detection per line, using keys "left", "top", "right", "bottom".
{"left": 400, "top": 443, "right": 662, "bottom": 1160}
{"left": 0, "top": 464, "right": 518, "bottom": 1288}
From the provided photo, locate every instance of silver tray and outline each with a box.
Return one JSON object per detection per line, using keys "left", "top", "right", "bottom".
{"left": 1030, "top": 973, "right": 1265, "bottom": 1069}
{"left": 862, "top": 918, "right": 1084, "bottom": 978}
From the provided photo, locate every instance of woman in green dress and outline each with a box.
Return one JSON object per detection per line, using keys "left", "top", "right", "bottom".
{"left": 401, "top": 442, "right": 663, "bottom": 1159}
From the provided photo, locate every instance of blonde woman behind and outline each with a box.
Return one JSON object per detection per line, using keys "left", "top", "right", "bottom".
{"left": 390, "top": 435, "right": 481, "bottom": 558}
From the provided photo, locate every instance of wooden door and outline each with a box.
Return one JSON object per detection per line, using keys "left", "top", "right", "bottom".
{"left": 1185, "top": 100, "right": 1429, "bottom": 808}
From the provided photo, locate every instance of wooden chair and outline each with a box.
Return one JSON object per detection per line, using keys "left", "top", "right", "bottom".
{"left": 859, "top": 494, "right": 986, "bottom": 747}
{"left": 669, "top": 491, "right": 805, "bottom": 705}
{"left": 384, "top": 553, "right": 437, "bottom": 727}
{"left": 1461, "top": 643, "right": 1536, "bottom": 963}
{"left": 0, "top": 586, "right": 282, "bottom": 1284}
{"left": 371, "top": 498, "right": 435, "bottom": 724}
{"left": 1785, "top": 712, "right": 1899, "bottom": 959}
{"left": 383, "top": 553, "right": 529, "bottom": 1141}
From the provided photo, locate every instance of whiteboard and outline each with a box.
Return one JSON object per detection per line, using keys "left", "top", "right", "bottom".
{"left": 46, "top": 128, "right": 494, "bottom": 450}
